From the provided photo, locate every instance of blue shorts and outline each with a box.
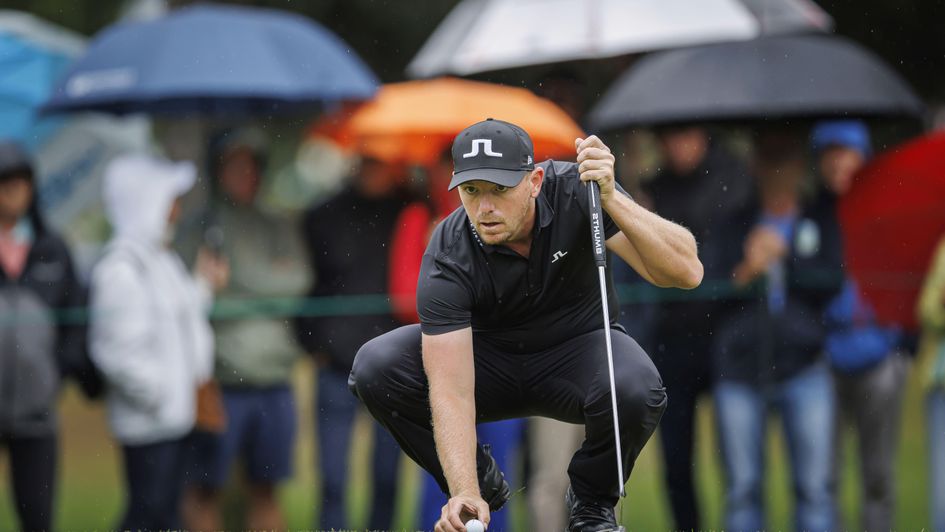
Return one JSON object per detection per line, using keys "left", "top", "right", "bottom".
{"left": 189, "top": 385, "right": 296, "bottom": 488}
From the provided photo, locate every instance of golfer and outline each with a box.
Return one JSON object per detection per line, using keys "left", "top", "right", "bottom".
{"left": 350, "top": 119, "right": 702, "bottom": 532}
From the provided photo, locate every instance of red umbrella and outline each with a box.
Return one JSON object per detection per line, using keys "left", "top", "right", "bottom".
{"left": 839, "top": 131, "right": 945, "bottom": 331}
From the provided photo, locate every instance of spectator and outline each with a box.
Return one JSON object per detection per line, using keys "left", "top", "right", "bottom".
{"left": 534, "top": 68, "right": 585, "bottom": 123}
{"left": 294, "top": 155, "right": 407, "bottom": 529}
{"left": 917, "top": 234, "right": 945, "bottom": 532}
{"left": 0, "top": 141, "right": 88, "bottom": 532}
{"left": 812, "top": 120, "right": 908, "bottom": 532}
{"left": 524, "top": 416, "right": 582, "bottom": 532}
{"left": 90, "top": 154, "right": 226, "bottom": 531}
{"left": 633, "top": 125, "right": 752, "bottom": 530}
{"left": 180, "top": 128, "right": 310, "bottom": 531}
{"left": 712, "top": 127, "right": 843, "bottom": 532}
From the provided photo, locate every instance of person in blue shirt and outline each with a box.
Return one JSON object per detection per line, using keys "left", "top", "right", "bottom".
{"left": 711, "top": 126, "right": 844, "bottom": 532}
{"left": 812, "top": 120, "right": 908, "bottom": 532}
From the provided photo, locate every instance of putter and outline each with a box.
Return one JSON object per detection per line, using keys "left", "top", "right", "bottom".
{"left": 587, "top": 180, "right": 628, "bottom": 531}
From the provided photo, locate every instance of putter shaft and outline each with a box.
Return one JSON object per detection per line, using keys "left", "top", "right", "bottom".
{"left": 587, "top": 181, "right": 626, "bottom": 499}
{"left": 597, "top": 265, "right": 626, "bottom": 498}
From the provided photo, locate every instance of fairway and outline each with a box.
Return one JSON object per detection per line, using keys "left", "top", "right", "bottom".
{"left": 0, "top": 357, "right": 932, "bottom": 531}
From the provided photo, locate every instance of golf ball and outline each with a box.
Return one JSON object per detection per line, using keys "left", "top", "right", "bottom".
{"left": 465, "top": 519, "right": 485, "bottom": 532}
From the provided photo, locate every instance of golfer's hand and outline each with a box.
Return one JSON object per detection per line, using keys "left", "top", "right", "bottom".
{"left": 732, "top": 226, "right": 788, "bottom": 287}
{"left": 435, "top": 495, "right": 490, "bottom": 532}
{"left": 575, "top": 136, "right": 617, "bottom": 206}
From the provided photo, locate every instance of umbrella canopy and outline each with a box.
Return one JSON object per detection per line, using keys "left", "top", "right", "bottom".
{"left": 588, "top": 34, "right": 924, "bottom": 130}
{"left": 41, "top": 4, "right": 378, "bottom": 116}
{"left": 316, "top": 78, "right": 585, "bottom": 166}
{"left": 407, "top": 0, "right": 832, "bottom": 78}
{"left": 0, "top": 10, "right": 154, "bottom": 270}
{"left": 0, "top": 10, "right": 84, "bottom": 147}
{"left": 838, "top": 132, "right": 945, "bottom": 331}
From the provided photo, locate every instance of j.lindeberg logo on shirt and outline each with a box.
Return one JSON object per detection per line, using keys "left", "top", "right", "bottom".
{"left": 551, "top": 250, "right": 568, "bottom": 263}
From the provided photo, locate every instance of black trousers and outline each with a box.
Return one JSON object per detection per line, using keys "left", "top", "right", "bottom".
{"left": 2, "top": 434, "right": 56, "bottom": 532}
{"left": 651, "top": 332, "right": 713, "bottom": 531}
{"left": 119, "top": 436, "right": 188, "bottom": 531}
{"left": 349, "top": 324, "right": 667, "bottom": 507}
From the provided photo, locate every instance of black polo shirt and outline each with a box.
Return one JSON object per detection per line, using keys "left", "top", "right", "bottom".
{"left": 417, "top": 160, "right": 625, "bottom": 354}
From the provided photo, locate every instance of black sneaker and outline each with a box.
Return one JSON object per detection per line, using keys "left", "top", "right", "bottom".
{"left": 566, "top": 485, "right": 623, "bottom": 532}
{"left": 478, "top": 444, "right": 510, "bottom": 511}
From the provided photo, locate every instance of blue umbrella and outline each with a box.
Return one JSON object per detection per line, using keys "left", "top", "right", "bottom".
{"left": 41, "top": 4, "right": 379, "bottom": 116}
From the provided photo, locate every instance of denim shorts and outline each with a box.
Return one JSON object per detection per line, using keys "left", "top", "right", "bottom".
{"left": 188, "top": 385, "right": 296, "bottom": 488}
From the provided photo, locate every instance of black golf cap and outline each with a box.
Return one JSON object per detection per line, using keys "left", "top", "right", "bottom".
{"left": 449, "top": 118, "right": 535, "bottom": 190}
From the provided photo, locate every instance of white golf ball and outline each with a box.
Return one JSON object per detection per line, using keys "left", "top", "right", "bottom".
{"left": 465, "top": 518, "right": 485, "bottom": 532}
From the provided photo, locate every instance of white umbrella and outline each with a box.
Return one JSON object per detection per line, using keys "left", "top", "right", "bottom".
{"left": 407, "top": 0, "right": 832, "bottom": 78}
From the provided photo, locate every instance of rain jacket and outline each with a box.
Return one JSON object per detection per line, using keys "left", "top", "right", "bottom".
{"left": 90, "top": 155, "right": 214, "bottom": 445}
{"left": 642, "top": 143, "right": 753, "bottom": 368}
{"left": 171, "top": 128, "right": 309, "bottom": 387}
{"left": 824, "top": 278, "right": 901, "bottom": 373}
{"left": 179, "top": 199, "right": 309, "bottom": 387}
{"left": 0, "top": 162, "right": 86, "bottom": 438}
{"left": 294, "top": 185, "right": 404, "bottom": 373}
{"left": 711, "top": 192, "right": 844, "bottom": 385}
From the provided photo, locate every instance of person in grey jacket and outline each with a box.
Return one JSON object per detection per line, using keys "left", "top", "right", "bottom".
{"left": 90, "top": 154, "right": 228, "bottom": 531}
{"left": 177, "top": 129, "right": 309, "bottom": 531}
{"left": 0, "top": 140, "right": 87, "bottom": 532}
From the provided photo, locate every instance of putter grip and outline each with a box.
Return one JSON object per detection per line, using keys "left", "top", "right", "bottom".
{"left": 588, "top": 181, "right": 607, "bottom": 268}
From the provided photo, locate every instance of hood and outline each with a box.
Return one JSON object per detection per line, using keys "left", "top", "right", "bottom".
{"left": 0, "top": 140, "right": 49, "bottom": 235}
{"left": 811, "top": 120, "right": 871, "bottom": 158}
{"left": 103, "top": 154, "right": 195, "bottom": 246}
{"left": 0, "top": 141, "right": 34, "bottom": 178}
{"left": 206, "top": 127, "right": 267, "bottom": 193}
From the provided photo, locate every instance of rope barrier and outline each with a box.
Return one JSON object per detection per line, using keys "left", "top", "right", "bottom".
{"left": 0, "top": 273, "right": 849, "bottom": 325}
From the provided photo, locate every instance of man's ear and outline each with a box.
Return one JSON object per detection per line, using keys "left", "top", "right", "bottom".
{"left": 529, "top": 166, "right": 544, "bottom": 198}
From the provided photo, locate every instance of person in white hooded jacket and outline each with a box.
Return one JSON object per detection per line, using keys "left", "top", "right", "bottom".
{"left": 90, "top": 154, "right": 228, "bottom": 531}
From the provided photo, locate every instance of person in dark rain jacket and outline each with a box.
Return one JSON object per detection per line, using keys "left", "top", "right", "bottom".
{"left": 639, "top": 125, "right": 753, "bottom": 531}
{"left": 294, "top": 155, "right": 407, "bottom": 530}
{"left": 0, "top": 140, "right": 87, "bottom": 532}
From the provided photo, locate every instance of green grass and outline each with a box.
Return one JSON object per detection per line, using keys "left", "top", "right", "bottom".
{"left": 0, "top": 358, "right": 933, "bottom": 531}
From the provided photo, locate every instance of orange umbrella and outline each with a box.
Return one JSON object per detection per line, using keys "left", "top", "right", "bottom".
{"left": 314, "top": 77, "right": 585, "bottom": 165}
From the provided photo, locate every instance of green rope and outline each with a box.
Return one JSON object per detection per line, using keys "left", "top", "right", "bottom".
{"left": 0, "top": 274, "right": 844, "bottom": 325}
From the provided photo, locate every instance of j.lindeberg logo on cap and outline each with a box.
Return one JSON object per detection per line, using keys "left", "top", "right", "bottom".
{"left": 463, "top": 139, "right": 503, "bottom": 158}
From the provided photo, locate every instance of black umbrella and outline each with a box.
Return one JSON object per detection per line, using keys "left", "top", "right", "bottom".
{"left": 588, "top": 34, "right": 924, "bottom": 130}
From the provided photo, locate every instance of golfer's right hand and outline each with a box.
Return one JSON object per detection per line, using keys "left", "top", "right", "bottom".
{"left": 435, "top": 494, "right": 490, "bottom": 532}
